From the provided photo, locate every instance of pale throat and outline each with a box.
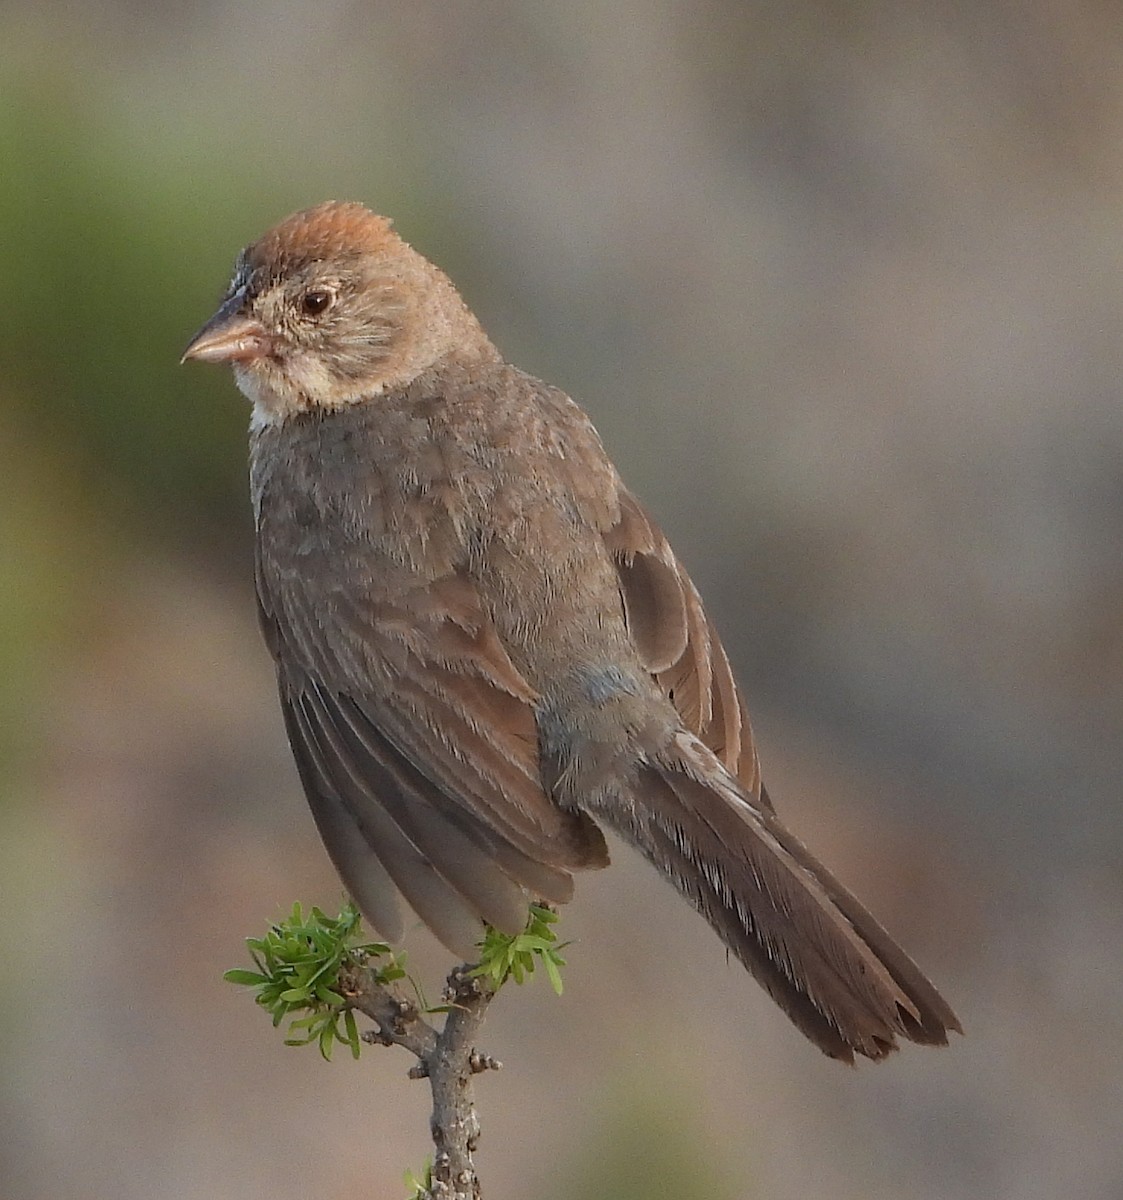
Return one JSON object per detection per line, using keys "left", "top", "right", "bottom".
{"left": 236, "top": 356, "right": 389, "bottom": 430}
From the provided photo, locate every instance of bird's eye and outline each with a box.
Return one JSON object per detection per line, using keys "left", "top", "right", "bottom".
{"left": 301, "top": 289, "right": 333, "bottom": 316}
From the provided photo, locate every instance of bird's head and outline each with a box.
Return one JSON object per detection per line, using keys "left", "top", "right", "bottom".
{"left": 182, "top": 201, "right": 493, "bottom": 423}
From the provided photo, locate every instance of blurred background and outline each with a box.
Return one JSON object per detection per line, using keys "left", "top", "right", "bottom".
{"left": 3, "top": 2, "right": 1121, "bottom": 1197}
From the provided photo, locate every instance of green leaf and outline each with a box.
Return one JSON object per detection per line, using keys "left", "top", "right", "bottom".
{"left": 543, "top": 955, "right": 564, "bottom": 995}
{"left": 223, "top": 969, "right": 269, "bottom": 986}
{"left": 224, "top": 900, "right": 406, "bottom": 1060}
{"left": 471, "top": 904, "right": 569, "bottom": 994}
{"left": 403, "top": 1159, "right": 434, "bottom": 1199}
{"left": 344, "top": 1009, "right": 360, "bottom": 1060}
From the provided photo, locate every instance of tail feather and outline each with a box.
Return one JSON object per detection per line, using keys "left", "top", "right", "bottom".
{"left": 758, "top": 784, "right": 963, "bottom": 1048}
{"left": 598, "top": 731, "right": 959, "bottom": 1063}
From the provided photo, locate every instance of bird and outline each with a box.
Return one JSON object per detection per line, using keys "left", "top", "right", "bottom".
{"left": 183, "top": 200, "right": 960, "bottom": 1063}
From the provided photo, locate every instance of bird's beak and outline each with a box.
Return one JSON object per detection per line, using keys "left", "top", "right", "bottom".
{"left": 181, "top": 294, "right": 271, "bottom": 365}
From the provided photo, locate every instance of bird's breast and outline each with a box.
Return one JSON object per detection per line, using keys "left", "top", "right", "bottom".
{"left": 249, "top": 377, "right": 634, "bottom": 694}
{"left": 252, "top": 408, "right": 479, "bottom": 591}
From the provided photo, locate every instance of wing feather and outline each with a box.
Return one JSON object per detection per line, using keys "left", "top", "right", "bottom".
{"left": 605, "top": 489, "right": 763, "bottom": 797}
{"left": 285, "top": 690, "right": 484, "bottom": 955}
{"left": 260, "top": 553, "right": 608, "bottom": 953}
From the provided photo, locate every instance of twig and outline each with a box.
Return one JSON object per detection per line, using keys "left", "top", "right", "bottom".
{"left": 340, "top": 962, "right": 500, "bottom": 1199}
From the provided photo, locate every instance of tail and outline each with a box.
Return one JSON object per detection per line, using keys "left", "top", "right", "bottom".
{"left": 600, "top": 730, "right": 961, "bottom": 1063}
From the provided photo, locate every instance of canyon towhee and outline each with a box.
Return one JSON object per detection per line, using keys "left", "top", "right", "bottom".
{"left": 184, "top": 201, "right": 959, "bottom": 1062}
